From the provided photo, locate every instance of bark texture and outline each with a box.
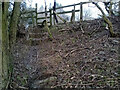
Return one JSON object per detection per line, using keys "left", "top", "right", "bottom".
{"left": 0, "top": 2, "right": 21, "bottom": 89}
{"left": 0, "top": 1, "right": 2, "bottom": 89}
{"left": 1, "top": 2, "right": 9, "bottom": 89}
{"left": 9, "top": 2, "right": 21, "bottom": 47}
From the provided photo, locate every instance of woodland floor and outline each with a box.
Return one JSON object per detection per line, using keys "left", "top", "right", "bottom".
{"left": 10, "top": 17, "right": 120, "bottom": 89}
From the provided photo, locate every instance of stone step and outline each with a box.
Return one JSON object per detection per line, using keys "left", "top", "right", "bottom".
{"left": 29, "top": 33, "right": 43, "bottom": 38}
{"left": 30, "top": 28, "right": 44, "bottom": 33}
{"left": 29, "top": 32, "right": 48, "bottom": 38}
{"left": 26, "top": 38, "right": 42, "bottom": 46}
{"left": 30, "top": 30, "right": 42, "bottom": 33}
{"left": 26, "top": 37, "right": 49, "bottom": 46}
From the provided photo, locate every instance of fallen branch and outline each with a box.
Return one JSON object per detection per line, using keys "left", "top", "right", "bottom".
{"left": 58, "top": 29, "right": 70, "bottom": 32}
{"left": 64, "top": 48, "right": 81, "bottom": 57}
{"left": 10, "top": 82, "right": 28, "bottom": 90}
{"left": 80, "top": 25, "right": 84, "bottom": 33}
{"left": 18, "top": 86, "right": 28, "bottom": 89}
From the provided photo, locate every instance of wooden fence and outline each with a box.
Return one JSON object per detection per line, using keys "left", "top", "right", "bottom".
{"left": 21, "top": 2, "right": 90, "bottom": 27}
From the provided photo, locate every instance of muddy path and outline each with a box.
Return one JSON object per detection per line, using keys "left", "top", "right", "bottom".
{"left": 10, "top": 18, "right": 120, "bottom": 89}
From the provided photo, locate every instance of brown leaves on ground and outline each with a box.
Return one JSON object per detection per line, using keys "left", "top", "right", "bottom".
{"left": 11, "top": 17, "right": 120, "bottom": 89}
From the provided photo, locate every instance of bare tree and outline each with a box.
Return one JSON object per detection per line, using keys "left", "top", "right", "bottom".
{"left": 92, "top": 2, "right": 115, "bottom": 37}
{"left": 104, "top": 1, "right": 114, "bottom": 16}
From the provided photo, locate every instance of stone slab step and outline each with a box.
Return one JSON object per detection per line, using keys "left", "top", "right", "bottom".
{"left": 26, "top": 37, "right": 49, "bottom": 46}
{"left": 29, "top": 33, "right": 43, "bottom": 38}
{"left": 30, "top": 29, "right": 44, "bottom": 33}
{"left": 26, "top": 38, "right": 42, "bottom": 46}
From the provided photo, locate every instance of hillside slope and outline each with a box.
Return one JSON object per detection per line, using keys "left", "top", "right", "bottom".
{"left": 10, "top": 17, "right": 120, "bottom": 89}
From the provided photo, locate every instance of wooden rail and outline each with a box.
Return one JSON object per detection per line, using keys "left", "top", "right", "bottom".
{"left": 21, "top": 10, "right": 36, "bottom": 14}
{"left": 21, "top": 2, "right": 90, "bottom": 26}
{"left": 37, "top": 16, "right": 50, "bottom": 20}
{"left": 52, "top": 2, "right": 89, "bottom": 10}
{"left": 51, "top": 10, "right": 80, "bottom": 15}
{"left": 37, "top": 11, "right": 50, "bottom": 14}
{"left": 48, "top": 2, "right": 90, "bottom": 26}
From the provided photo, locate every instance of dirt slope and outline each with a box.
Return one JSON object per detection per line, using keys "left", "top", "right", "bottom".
{"left": 10, "top": 17, "right": 120, "bottom": 89}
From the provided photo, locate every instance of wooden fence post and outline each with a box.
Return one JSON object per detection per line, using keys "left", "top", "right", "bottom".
{"left": 80, "top": 3, "right": 83, "bottom": 22}
{"left": 53, "top": 10, "right": 55, "bottom": 25}
{"left": 73, "top": 4, "right": 75, "bottom": 22}
{"left": 32, "top": 13, "right": 35, "bottom": 26}
{"left": 45, "top": 1, "right": 47, "bottom": 22}
{"left": 119, "top": 1, "right": 120, "bottom": 16}
{"left": 50, "top": 9, "right": 52, "bottom": 27}
{"left": 53, "top": 0, "right": 58, "bottom": 25}
{"left": 35, "top": 3, "right": 37, "bottom": 26}
{"left": 71, "top": 5, "right": 75, "bottom": 23}
{"left": 70, "top": 10, "right": 75, "bottom": 23}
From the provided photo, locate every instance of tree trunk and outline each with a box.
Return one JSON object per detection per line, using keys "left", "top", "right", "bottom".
{"left": 0, "top": 1, "right": 2, "bottom": 89}
{"left": 1, "top": 2, "right": 9, "bottom": 89}
{"left": 104, "top": 2, "right": 114, "bottom": 16}
{"left": 93, "top": 2, "right": 115, "bottom": 37}
{"left": 9, "top": 2, "right": 21, "bottom": 47}
{"left": 0, "top": 2, "right": 21, "bottom": 89}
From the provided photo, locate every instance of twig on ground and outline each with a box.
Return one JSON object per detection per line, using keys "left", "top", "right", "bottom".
{"left": 18, "top": 86, "right": 28, "bottom": 89}
{"left": 64, "top": 48, "right": 81, "bottom": 57}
